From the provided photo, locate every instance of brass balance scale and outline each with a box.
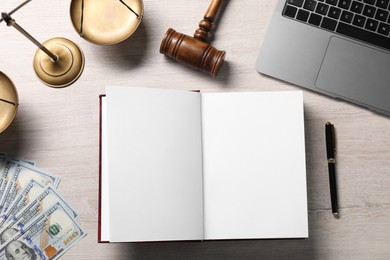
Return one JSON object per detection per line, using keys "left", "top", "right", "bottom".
{"left": 0, "top": 0, "right": 143, "bottom": 133}
{"left": 0, "top": 72, "right": 18, "bottom": 133}
{"left": 70, "top": 0, "right": 143, "bottom": 45}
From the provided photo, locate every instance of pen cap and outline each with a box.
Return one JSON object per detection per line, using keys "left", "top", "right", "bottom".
{"left": 0, "top": 72, "right": 18, "bottom": 133}
{"left": 325, "top": 122, "right": 335, "bottom": 158}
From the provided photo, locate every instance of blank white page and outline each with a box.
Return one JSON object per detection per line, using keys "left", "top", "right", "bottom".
{"left": 201, "top": 91, "right": 308, "bottom": 239}
{"left": 100, "top": 96, "right": 110, "bottom": 242}
{"left": 106, "top": 86, "right": 204, "bottom": 242}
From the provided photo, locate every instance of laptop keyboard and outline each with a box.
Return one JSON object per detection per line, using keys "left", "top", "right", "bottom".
{"left": 283, "top": 0, "right": 390, "bottom": 51}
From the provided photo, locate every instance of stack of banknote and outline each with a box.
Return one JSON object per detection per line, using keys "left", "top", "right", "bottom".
{"left": 0, "top": 153, "right": 86, "bottom": 260}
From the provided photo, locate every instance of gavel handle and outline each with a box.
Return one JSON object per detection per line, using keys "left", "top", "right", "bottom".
{"left": 204, "top": 0, "right": 223, "bottom": 23}
{"left": 194, "top": 0, "right": 223, "bottom": 42}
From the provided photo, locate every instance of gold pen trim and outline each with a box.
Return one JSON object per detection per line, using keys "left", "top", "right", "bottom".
{"left": 328, "top": 158, "right": 336, "bottom": 163}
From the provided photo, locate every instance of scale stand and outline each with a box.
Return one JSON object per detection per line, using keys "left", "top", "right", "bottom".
{"left": 0, "top": 1, "right": 84, "bottom": 88}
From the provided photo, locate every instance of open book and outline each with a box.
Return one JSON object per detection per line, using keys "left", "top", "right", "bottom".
{"left": 99, "top": 86, "right": 308, "bottom": 242}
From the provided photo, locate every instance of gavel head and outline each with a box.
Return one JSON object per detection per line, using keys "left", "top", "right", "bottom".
{"left": 160, "top": 28, "right": 226, "bottom": 78}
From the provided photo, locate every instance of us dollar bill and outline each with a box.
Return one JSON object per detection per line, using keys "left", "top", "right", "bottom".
{"left": 0, "top": 158, "right": 38, "bottom": 210}
{"left": 0, "top": 201, "right": 86, "bottom": 260}
{"left": 0, "top": 154, "right": 35, "bottom": 167}
{"left": 0, "top": 162, "right": 60, "bottom": 215}
{"left": 0, "top": 158, "right": 6, "bottom": 185}
{"left": 0, "top": 161, "right": 18, "bottom": 207}
{"left": 0, "top": 186, "right": 78, "bottom": 244}
{"left": 0, "top": 180, "right": 45, "bottom": 228}
{"left": 0, "top": 156, "right": 5, "bottom": 172}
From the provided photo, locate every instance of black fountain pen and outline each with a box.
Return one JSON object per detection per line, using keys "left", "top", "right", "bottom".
{"left": 325, "top": 122, "right": 339, "bottom": 216}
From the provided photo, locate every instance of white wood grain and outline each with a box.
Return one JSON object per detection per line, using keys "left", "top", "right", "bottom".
{"left": 0, "top": 0, "right": 389, "bottom": 259}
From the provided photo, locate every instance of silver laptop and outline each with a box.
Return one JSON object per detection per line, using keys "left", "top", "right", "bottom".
{"left": 256, "top": 0, "right": 390, "bottom": 116}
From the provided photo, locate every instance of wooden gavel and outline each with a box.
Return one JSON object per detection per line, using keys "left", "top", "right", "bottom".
{"left": 160, "top": 0, "right": 226, "bottom": 78}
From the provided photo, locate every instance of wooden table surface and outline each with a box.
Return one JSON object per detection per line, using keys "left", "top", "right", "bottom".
{"left": 1, "top": 0, "right": 390, "bottom": 259}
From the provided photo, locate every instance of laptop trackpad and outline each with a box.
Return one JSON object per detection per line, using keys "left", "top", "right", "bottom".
{"left": 316, "top": 36, "right": 390, "bottom": 112}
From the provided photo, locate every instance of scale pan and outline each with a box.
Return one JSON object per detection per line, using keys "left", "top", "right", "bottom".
{"left": 70, "top": 0, "right": 143, "bottom": 45}
{"left": 0, "top": 72, "right": 18, "bottom": 133}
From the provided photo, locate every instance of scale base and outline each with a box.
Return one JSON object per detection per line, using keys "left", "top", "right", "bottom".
{"left": 33, "top": 37, "right": 84, "bottom": 88}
